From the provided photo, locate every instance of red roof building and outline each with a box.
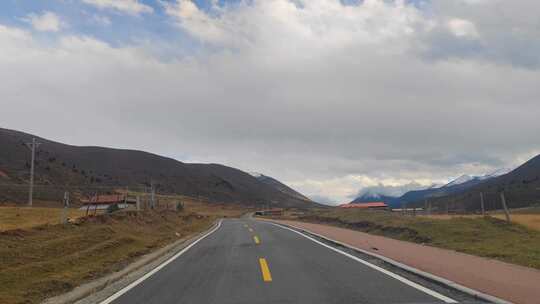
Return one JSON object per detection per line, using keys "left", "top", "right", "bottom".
{"left": 81, "top": 194, "right": 126, "bottom": 205}
{"left": 255, "top": 208, "right": 284, "bottom": 216}
{"left": 338, "top": 202, "right": 388, "bottom": 209}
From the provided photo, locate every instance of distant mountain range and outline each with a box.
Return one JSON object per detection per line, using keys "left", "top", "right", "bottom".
{"left": 350, "top": 163, "right": 539, "bottom": 211}
{"left": 351, "top": 193, "right": 401, "bottom": 206}
{"left": 418, "top": 156, "right": 540, "bottom": 212}
{"left": 0, "top": 128, "right": 316, "bottom": 208}
{"left": 351, "top": 182, "right": 439, "bottom": 207}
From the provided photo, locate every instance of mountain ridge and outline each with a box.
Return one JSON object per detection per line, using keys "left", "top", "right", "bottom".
{"left": 412, "top": 154, "right": 540, "bottom": 212}
{"left": 350, "top": 165, "right": 528, "bottom": 209}
{"left": 249, "top": 172, "right": 312, "bottom": 202}
{"left": 0, "top": 127, "right": 317, "bottom": 208}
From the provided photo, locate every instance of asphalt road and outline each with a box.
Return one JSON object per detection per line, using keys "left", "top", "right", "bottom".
{"left": 102, "top": 219, "right": 468, "bottom": 304}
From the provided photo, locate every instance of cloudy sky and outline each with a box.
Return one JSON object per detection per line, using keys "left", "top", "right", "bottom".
{"left": 1, "top": 0, "right": 539, "bottom": 204}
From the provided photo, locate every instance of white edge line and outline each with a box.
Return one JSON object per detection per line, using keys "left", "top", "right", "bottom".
{"left": 266, "top": 221, "right": 513, "bottom": 304}
{"left": 267, "top": 222, "right": 458, "bottom": 303}
{"left": 98, "top": 219, "right": 223, "bottom": 304}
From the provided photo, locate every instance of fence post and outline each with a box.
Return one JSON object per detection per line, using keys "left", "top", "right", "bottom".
{"left": 61, "top": 191, "right": 69, "bottom": 224}
{"left": 500, "top": 191, "right": 511, "bottom": 223}
{"left": 151, "top": 186, "right": 155, "bottom": 209}
{"left": 480, "top": 192, "right": 485, "bottom": 216}
{"left": 136, "top": 196, "right": 140, "bottom": 211}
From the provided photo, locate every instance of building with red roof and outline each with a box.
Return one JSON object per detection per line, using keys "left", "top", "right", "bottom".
{"left": 80, "top": 194, "right": 137, "bottom": 214}
{"left": 338, "top": 202, "right": 388, "bottom": 210}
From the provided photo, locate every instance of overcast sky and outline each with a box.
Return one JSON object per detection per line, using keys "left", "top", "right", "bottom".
{"left": 1, "top": 0, "right": 539, "bottom": 204}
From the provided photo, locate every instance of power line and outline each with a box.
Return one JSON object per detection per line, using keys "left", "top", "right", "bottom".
{"left": 0, "top": 182, "right": 152, "bottom": 190}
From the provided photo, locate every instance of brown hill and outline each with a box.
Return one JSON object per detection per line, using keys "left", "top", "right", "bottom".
{"left": 251, "top": 173, "right": 311, "bottom": 202}
{"left": 0, "top": 128, "right": 316, "bottom": 208}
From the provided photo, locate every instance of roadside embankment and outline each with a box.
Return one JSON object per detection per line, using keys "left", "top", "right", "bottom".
{"left": 0, "top": 209, "right": 215, "bottom": 304}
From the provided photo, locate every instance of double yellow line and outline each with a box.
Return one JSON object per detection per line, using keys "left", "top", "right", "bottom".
{"left": 245, "top": 223, "right": 272, "bottom": 282}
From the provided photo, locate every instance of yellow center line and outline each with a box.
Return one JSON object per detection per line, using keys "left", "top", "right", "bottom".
{"left": 259, "top": 258, "right": 272, "bottom": 282}
{"left": 253, "top": 236, "right": 260, "bottom": 244}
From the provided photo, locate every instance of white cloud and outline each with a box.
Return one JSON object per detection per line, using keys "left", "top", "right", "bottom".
{"left": 162, "top": 0, "right": 427, "bottom": 52}
{"left": 446, "top": 18, "right": 479, "bottom": 38}
{"left": 355, "top": 182, "right": 438, "bottom": 199}
{"left": 1, "top": 0, "right": 540, "bottom": 204}
{"left": 22, "top": 11, "right": 64, "bottom": 32}
{"left": 82, "top": 0, "right": 153, "bottom": 15}
{"left": 459, "top": 0, "right": 490, "bottom": 4}
{"left": 91, "top": 15, "right": 112, "bottom": 26}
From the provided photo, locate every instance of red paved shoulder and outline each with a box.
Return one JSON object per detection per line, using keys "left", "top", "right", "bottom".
{"left": 271, "top": 219, "right": 540, "bottom": 304}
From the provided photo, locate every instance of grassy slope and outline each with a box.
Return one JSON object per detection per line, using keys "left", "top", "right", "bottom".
{"left": 424, "top": 213, "right": 540, "bottom": 231}
{"left": 0, "top": 207, "right": 86, "bottom": 231}
{"left": 0, "top": 206, "right": 233, "bottom": 304}
{"left": 299, "top": 209, "right": 540, "bottom": 269}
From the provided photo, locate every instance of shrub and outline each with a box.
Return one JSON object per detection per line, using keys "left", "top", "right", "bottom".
{"left": 106, "top": 204, "right": 120, "bottom": 214}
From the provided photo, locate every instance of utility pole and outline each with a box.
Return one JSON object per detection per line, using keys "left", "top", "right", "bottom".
{"left": 124, "top": 186, "right": 129, "bottom": 207}
{"left": 26, "top": 138, "right": 41, "bottom": 207}
{"left": 500, "top": 191, "right": 511, "bottom": 223}
{"left": 480, "top": 192, "right": 485, "bottom": 216}
{"left": 150, "top": 182, "right": 156, "bottom": 209}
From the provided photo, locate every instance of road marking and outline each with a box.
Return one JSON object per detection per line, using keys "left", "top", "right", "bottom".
{"left": 254, "top": 236, "right": 260, "bottom": 244}
{"left": 248, "top": 228, "right": 254, "bottom": 232}
{"left": 244, "top": 224, "right": 248, "bottom": 228}
{"left": 269, "top": 222, "right": 457, "bottom": 303}
{"left": 259, "top": 258, "right": 272, "bottom": 282}
{"left": 98, "top": 220, "right": 223, "bottom": 304}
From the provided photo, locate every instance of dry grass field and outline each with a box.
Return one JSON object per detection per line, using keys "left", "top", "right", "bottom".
{"left": 422, "top": 209, "right": 540, "bottom": 231}
{"left": 150, "top": 193, "right": 250, "bottom": 218}
{"left": 0, "top": 206, "right": 86, "bottom": 231}
{"left": 0, "top": 196, "right": 248, "bottom": 304}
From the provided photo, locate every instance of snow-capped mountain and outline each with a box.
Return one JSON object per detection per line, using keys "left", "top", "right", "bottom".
{"left": 351, "top": 167, "right": 514, "bottom": 208}
{"left": 443, "top": 174, "right": 476, "bottom": 188}
{"left": 480, "top": 167, "right": 512, "bottom": 180}
{"left": 353, "top": 183, "right": 435, "bottom": 200}
{"left": 443, "top": 168, "right": 513, "bottom": 188}
{"left": 248, "top": 171, "right": 263, "bottom": 178}
{"left": 350, "top": 183, "right": 437, "bottom": 207}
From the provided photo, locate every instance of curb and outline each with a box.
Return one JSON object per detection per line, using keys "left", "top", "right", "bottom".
{"left": 42, "top": 219, "right": 221, "bottom": 304}
{"left": 266, "top": 220, "right": 513, "bottom": 304}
